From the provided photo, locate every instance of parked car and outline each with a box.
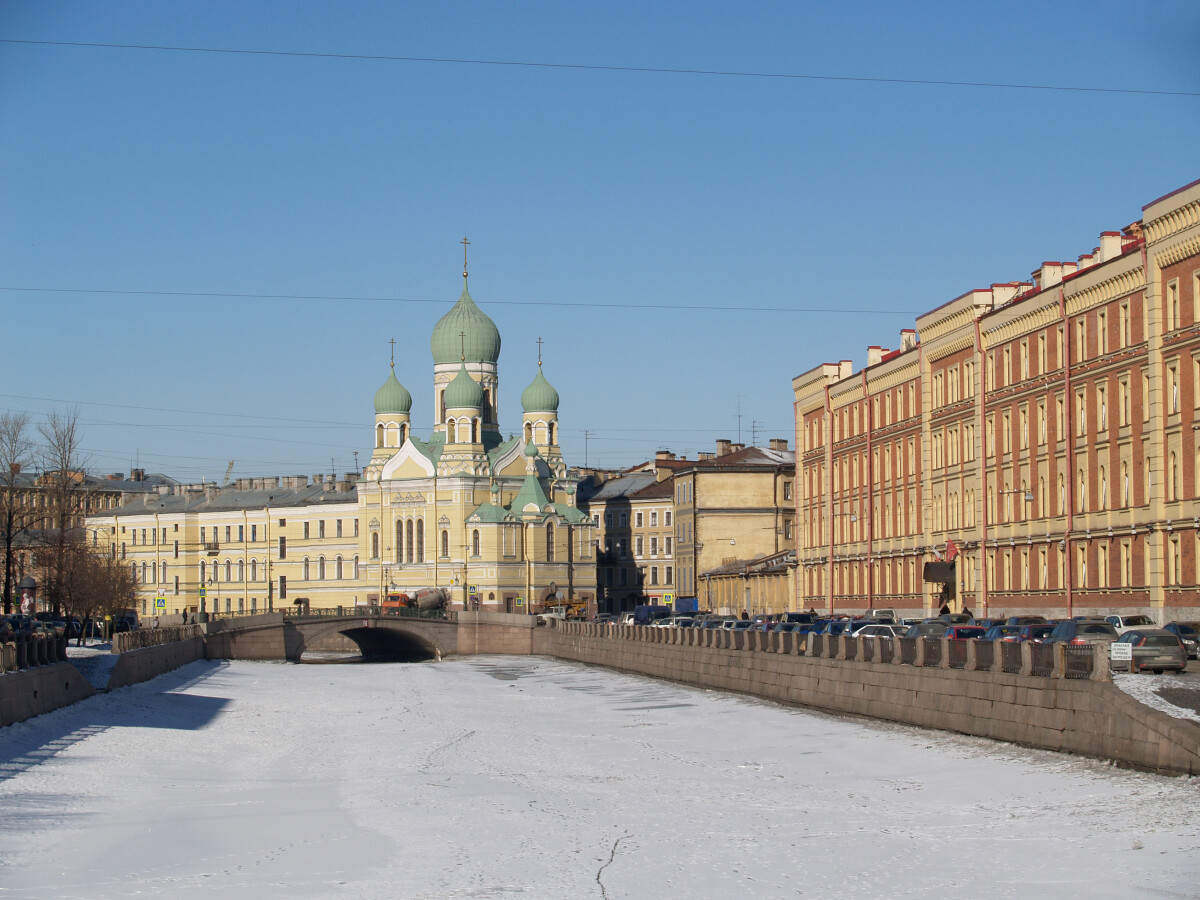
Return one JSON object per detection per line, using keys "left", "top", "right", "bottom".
{"left": 936, "top": 613, "right": 972, "bottom": 625}
{"left": 1105, "top": 614, "right": 1157, "bottom": 635}
{"left": 1114, "top": 629, "right": 1187, "bottom": 674}
{"left": 945, "top": 625, "right": 988, "bottom": 640}
{"left": 982, "top": 624, "right": 1023, "bottom": 642}
{"left": 970, "top": 617, "right": 1007, "bottom": 630}
{"left": 1163, "top": 622, "right": 1200, "bottom": 660}
{"left": 1015, "top": 623, "right": 1055, "bottom": 643}
{"left": 903, "top": 621, "right": 949, "bottom": 639}
{"left": 770, "top": 622, "right": 805, "bottom": 634}
{"left": 1005, "top": 615, "right": 1048, "bottom": 627}
{"left": 854, "top": 624, "right": 905, "bottom": 639}
{"left": 1046, "top": 620, "right": 1119, "bottom": 646}
{"left": 730, "top": 619, "right": 755, "bottom": 631}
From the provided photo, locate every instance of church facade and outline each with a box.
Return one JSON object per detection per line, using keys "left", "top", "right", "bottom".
{"left": 358, "top": 272, "right": 597, "bottom": 613}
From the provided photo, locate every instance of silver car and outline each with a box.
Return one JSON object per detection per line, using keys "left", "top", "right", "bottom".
{"left": 1114, "top": 629, "right": 1187, "bottom": 674}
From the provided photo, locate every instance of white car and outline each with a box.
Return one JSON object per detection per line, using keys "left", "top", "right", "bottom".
{"left": 1105, "top": 614, "right": 1157, "bottom": 635}
{"left": 852, "top": 624, "right": 906, "bottom": 639}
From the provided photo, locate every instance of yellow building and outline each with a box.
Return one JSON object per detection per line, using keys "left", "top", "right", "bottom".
{"left": 90, "top": 267, "right": 597, "bottom": 618}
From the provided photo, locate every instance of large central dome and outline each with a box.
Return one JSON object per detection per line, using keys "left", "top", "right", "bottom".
{"left": 431, "top": 280, "right": 501, "bottom": 365}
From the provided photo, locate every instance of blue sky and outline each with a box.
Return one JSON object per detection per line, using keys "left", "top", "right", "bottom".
{"left": 2, "top": 1, "right": 1198, "bottom": 481}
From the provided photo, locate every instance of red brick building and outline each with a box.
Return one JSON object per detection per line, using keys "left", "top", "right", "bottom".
{"left": 793, "top": 178, "right": 1200, "bottom": 622}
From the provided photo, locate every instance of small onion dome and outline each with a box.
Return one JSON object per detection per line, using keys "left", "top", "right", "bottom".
{"left": 431, "top": 283, "right": 501, "bottom": 365}
{"left": 523, "top": 441, "right": 540, "bottom": 458}
{"left": 373, "top": 370, "right": 412, "bottom": 415}
{"left": 490, "top": 481, "right": 500, "bottom": 495}
{"left": 521, "top": 368, "right": 560, "bottom": 413}
{"left": 444, "top": 362, "right": 484, "bottom": 409}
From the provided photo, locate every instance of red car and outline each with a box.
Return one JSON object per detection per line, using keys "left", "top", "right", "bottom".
{"left": 945, "top": 625, "right": 988, "bottom": 640}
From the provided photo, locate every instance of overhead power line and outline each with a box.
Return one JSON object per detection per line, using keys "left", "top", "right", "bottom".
{"left": 0, "top": 285, "right": 914, "bottom": 316}
{"left": 2, "top": 38, "right": 1197, "bottom": 98}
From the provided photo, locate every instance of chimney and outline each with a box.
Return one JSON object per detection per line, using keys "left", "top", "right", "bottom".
{"left": 697, "top": 452, "right": 716, "bottom": 461}
{"left": 866, "top": 346, "right": 883, "bottom": 367}
{"left": 839, "top": 359, "right": 853, "bottom": 380}
{"left": 343, "top": 472, "right": 358, "bottom": 485}
{"left": 715, "top": 439, "right": 733, "bottom": 457}
{"left": 655, "top": 450, "right": 675, "bottom": 461}
{"left": 730, "top": 443, "right": 745, "bottom": 454}
{"left": 1098, "top": 231, "right": 1123, "bottom": 262}
{"left": 769, "top": 438, "right": 789, "bottom": 451}
{"left": 899, "top": 329, "right": 917, "bottom": 351}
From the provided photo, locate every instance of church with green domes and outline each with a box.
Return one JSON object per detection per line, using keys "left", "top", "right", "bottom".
{"left": 357, "top": 270, "right": 596, "bottom": 614}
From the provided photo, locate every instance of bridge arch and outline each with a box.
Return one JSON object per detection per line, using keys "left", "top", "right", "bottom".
{"left": 297, "top": 619, "right": 447, "bottom": 663}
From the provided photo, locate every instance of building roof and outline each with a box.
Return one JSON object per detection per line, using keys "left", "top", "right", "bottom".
{"left": 93, "top": 480, "right": 358, "bottom": 516}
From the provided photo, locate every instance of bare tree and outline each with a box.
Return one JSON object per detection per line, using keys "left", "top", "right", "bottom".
{"left": 38, "top": 409, "right": 88, "bottom": 615}
{"left": 0, "top": 412, "right": 34, "bottom": 614}
{"left": 59, "top": 540, "right": 136, "bottom": 645}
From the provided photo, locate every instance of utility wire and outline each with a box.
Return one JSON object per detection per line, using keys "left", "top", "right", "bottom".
{"left": 2, "top": 38, "right": 1197, "bottom": 98}
{"left": 0, "top": 285, "right": 914, "bottom": 316}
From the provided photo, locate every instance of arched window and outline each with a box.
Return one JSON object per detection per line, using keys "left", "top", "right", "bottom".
{"left": 416, "top": 520, "right": 424, "bottom": 563}
{"left": 376, "top": 423, "right": 384, "bottom": 448}
{"left": 472, "top": 418, "right": 480, "bottom": 443}
{"left": 371, "top": 533, "right": 379, "bottom": 559}
{"left": 250, "top": 559, "right": 257, "bottom": 582}
{"left": 318, "top": 556, "right": 326, "bottom": 580}
{"left": 448, "top": 420, "right": 457, "bottom": 443}
{"left": 549, "top": 422, "right": 555, "bottom": 444}
{"left": 546, "top": 523, "right": 555, "bottom": 561}
{"left": 224, "top": 559, "right": 232, "bottom": 582}
{"left": 161, "top": 562, "right": 168, "bottom": 584}
{"left": 472, "top": 529, "right": 481, "bottom": 558}
{"left": 406, "top": 520, "right": 414, "bottom": 563}
{"left": 1169, "top": 452, "right": 1179, "bottom": 501}
{"left": 395, "top": 520, "right": 403, "bottom": 562}
{"left": 439, "top": 390, "right": 446, "bottom": 423}
{"left": 303, "top": 557, "right": 310, "bottom": 580}
{"left": 336, "top": 556, "right": 343, "bottom": 579}
{"left": 353, "top": 555, "right": 359, "bottom": 578}
{"left": 237, "top": 559, "right": 244, "bottom": 582}
{"left": 524, "top": 422, "right": 533, "bottom": 443}
{"left": 400, "top": 423, "right": 408, "bottom": 445}
{"left": 199, "top": 561, "right": 206, "bottom": 584}
{"left": 441, "top": 530, "right": 449, "bottom": 558}
{"left": 141, "top": 562, "right": 148, "bottom": 583}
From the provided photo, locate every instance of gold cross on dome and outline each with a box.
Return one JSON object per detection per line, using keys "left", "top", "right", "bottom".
{"left": 461, "top": 236, "right": 470, "bottom": 278}
{"left": 389, "top": 338, "right": 396, "bottom": 368}
{"left": 536, "top": 336, "right": 543, "bottom": 367}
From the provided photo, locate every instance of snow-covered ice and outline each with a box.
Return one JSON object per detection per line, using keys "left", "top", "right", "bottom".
{"left": 2, "top": 656, "right": 1199, "bottom": 899}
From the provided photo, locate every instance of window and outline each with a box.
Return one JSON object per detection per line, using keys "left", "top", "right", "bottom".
{"left": 251, "top": 524, "right": 257, "bottom": 542}
{"left": 279, "top": 536, "right": 286, "bottom": 559}
{"left": 1119, "top": 302, "right": 1130, "bottom": 348}
{"left": 1097, "top": 385, "right": 1107, "bottom": 431}
{"left": 225, "top": 526, "right": 231, "bottom": 542}
{"left": 250, "top": 559, "right": 257, "bottom": 581}
{"left": 336, "top": 556, "right": 343, "bottom": 579}
{"left": 237, "top": 559, "right": 244, "bottom": 582}
{"left": 336, "top": 519, "right": 343, "bottom": 537}
{"left": 650, "top": 536, "right": 658, "bottom": 556}
{"left": 1169, "top": 363, "right": 1180, "bottom": 413}
{"left": 635, "top": 512, "right": 643, "bottom": 527}
{"left": 303, "top": 522, "right": 310, "bottom": 539}
{"left": 650, "top": 566, "right": 659, "bottom": 585}
{"left": 1167, "top": 281, "right": 1179, "bottom": 332}
{"left": 371, "top": 532, "right": 379, "bottom": 559}
{"left": 665, "top": 537, "right": 672, "bottom": 554}
{"left": 442, "top": 530, "right": 449, "bottom": 558}
{"left": 303, "top": 558, "right": 310, "bottom": 580}
{"left": 650, "top": 511, "right": 658, "bottom": 526}
{"left": 635, "top": 536, "right": 643, "bottom": 556}
{"left": 319, "top": 520, "right": 326, "bottom": 539}
{"left": 1119, "top": 379, "right": 1130, "bottom": 426}
{"left": 238, "top": 525, "right": 244, "bottom": 542}
{"left": 318, "top": 556, "right": 326, "bottom": 580}
{"left": 472, "top": 530, "right": 481, "bottom": 558}
{"left": 279, "top": 576, "right": 286, "bottom": 599}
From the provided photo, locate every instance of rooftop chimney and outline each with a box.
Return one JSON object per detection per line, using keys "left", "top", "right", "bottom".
{"left": 1098, "top": 231, "right": 1123, "bottom": 263}
{"left": 866, "top": 346, "right": 883, "bottom": 367}
{"left": 716, "top": 439, "right": 733, "bottom": 457}
{"left": 769, "top": 438, "right": 789, "bottom": 451}
{"left": 899, "top": 329, "right": 917, "bottom": 351}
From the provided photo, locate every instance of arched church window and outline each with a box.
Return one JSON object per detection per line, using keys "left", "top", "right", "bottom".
{"left": 546, "top": 523, "right": 555, "bottom": 561}
{"left": 439, "top": 390, "right": 446, "bottom": 424}
{"left": 524, "top": 422, "right": 533, "bottom": 443}
{"left": 303, "top": 557, "right": 310, "bottom": 580}
{"left": 549, "top": 422, "right": 555, "bottom": 444}
{"left": 250, "top": 559, "right": 257, "bottom": 582}
{"left": 400, "top": 424, "right": 407, "bottom": 445}
{"left": 448, "top": 421, "right": 457, "bottom": 443}
{"left": 318, "top": 556, "right": 326, "bottom": 580}
{"left": 484, "top": 388, "right": 492, "bottom": 422}
{"left": 472, "top": 529, "right": 481, "bottom": 558}
{"left": 376, "top": 423, "right": 384, "bottom": 448}
{"left": 336, "top": 556, "right": 343, "bottom": 579}
{"left": 406, "top": 520, "right": 414, "bottom": 564}
{"left": 237, "top": 559, "right": 244, "bottom": 582}
{"left": 353, "top": 555, "right": 359, "bottom": 578}
{"left": 224, "top": 560, "right": 232, "bottom": 582}
{"left": 395, "top": 520, "right": 403, "bottom": 562}
{"left": 371, "top": 534, "right": 379, "bottom": 559}
{"left": 441, "top": 530, "right": 449, "bottom": 558}
{"left": 472, "top": 418, "right": 480, "bottom": 443}
{"left": 416, "top": 520, "right": 424, "bottom": 562}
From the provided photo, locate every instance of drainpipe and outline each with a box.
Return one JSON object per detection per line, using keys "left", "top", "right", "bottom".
{"left": 862, "top": 370, "right": 874, "bottom": 608}
{"left": 974, "top": 317, "right": 988, "bottom": 619}
{"left": 824, "top": 382, "right": 835, "bottom": 615}
{"left": 1060, "top": 285, "right": 1075, "bottom": 618}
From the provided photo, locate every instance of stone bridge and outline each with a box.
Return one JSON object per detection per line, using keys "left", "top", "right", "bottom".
{"left": 202, "top": 611, "right": 539, "bottom": 662}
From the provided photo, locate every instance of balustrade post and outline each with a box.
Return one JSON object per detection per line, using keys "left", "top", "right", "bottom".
{"left": 939, "top": 637, "right": 952, "bottom": 669}
{"left": 965, "top": 640, "right": 979, "bottom": 671}
{"left": 1052, "top": 642, "right": 1067, "bottom": 679}
{"left": 1020, "top": 641, "right": 1034, "bottom": 676}
{"left": 1090, "top": 643, "right": 1111, "bottom": 682}
{"left": 914, "top": 637, "right": 927, "bottom": 667}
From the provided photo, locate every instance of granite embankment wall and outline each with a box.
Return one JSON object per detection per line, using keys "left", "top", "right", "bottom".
{"left": 108, "top": 637, "right": 207, "bottom": 690}
{"left": 533, "top": 623, "right": 1200, "bottom": 776}
{"left": 0, "top": 663, "right": 96, "bottom": 726}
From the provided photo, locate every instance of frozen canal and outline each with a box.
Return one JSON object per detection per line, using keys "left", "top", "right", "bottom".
{"left": 2, "top": 657, "right": 1199, "bottom": 899}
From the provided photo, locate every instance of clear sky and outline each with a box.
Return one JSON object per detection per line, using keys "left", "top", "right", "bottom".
{"left": 3, "top": 1, "right": 1198, "bottom": 481}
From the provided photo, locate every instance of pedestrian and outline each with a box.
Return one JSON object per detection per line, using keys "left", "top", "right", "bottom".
{"left": 938, "top": 602, "right": 951, "bottom": 616}
{"left": 740, "top": 610, "right": 749, "bottom": 620}
{"left": 962, "top": 606, "right": 974, "bottom": 619}
{"left": 153, "top": 615, "right": 160, "bottom": 630}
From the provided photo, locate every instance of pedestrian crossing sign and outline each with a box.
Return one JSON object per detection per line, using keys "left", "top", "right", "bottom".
{"left": 155, "top": 597, "right": 166, "bottom": 609}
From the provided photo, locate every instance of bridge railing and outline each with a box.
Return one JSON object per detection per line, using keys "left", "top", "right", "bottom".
{"left": 288, "top": 606, "right": 449, "bottom": 621}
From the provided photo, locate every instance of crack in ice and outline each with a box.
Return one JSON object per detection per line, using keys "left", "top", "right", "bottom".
{"left": 596, "top": 832, "right": 629, "bottom": 900}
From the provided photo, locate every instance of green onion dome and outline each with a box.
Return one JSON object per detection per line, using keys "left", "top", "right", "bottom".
{"left": 431, "top": 282, "right": 501, "bottom": 365}
{"left": 523, "top": 441, "right": 540, "bottom": 457}
{"left": 444, "top": 363, "right": 484, "bottom": 409}
{"left": 373, "top": 370, "right": 412, "bottom": 415}
{"left": 520, "top": 368, "right": 560, "bottom": 413}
